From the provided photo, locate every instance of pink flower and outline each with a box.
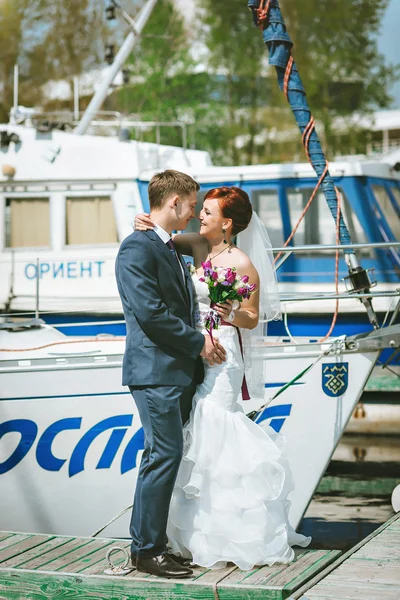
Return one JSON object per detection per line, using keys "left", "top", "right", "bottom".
{"left": 225, "top": 268, "right": 236, "bottom": 284}
{"left": 199, "top": 277, "right": 205, "bottom": 282}
{"left": 211, "top": 271, "right": 218, "bottom": 280}
{"left": 237, "top": 287, "right": 248, "bottom": 297}
{"left": 241, "top": 275, "right": 249, "bottom": 283}
{"left": 249, "top": 283, "right": 257, "bottom": 292}
{"left": 201, "top": 260, "right": 212, "bottom": 270}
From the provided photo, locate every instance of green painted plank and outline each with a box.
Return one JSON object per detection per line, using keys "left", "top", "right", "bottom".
{"left": 217, "top": 551, "right": 341, "bottom": 600}
{"left": 290, "top": 513, "right": 400, "bottom": 599}
{"left": 192, "top": 565, "right": 236, "bottom": 584}
{"left": 305, "top": 580, "right": 400, "bottom": 600}
{"left": 316, "top": 476, "right": 399, "bottom": 497}
{"left": 0, "top": 567, "right": 231, "bottom": 600}
{"left": 22, "top": 538, "right": 91, "bottom": 570}
{"left": 354, "top": 544, "right": 400, "bottom": 561}
{"left": 52, "top": 539, "right": 114, "bottom": 572}
{"left": 365, "top": 367, "right": 400, "bottom": 391}
{"left": 234, "top": 550, "right": 317, "bottom": 586}
{"left": 2, "top": 537, "right": 72, "bottom": 569}
{"left": 0, "top": 535, "right": 31, "bottom": 554}
{"left": 281, "top": 551, "right": 341, "bottom": 595}
{"left": 305, "top": 590, "right": 400, "bottom": 600}
{"left": 326, "top": 560, "right": 400, "bottom": 585}
{"left": 63, "top": 540, "right": 116, "bottom": 573}
{"left": 0, "top": 534, "right": 15, "bottom": 544}
{"left": 0, "top": 536, "right": 50, "bottom": 564}
{"left": 214, "top": 565, "right": 262, "bottom": 585}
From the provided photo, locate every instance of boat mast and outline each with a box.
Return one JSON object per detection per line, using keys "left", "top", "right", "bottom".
{"left": 74, "top": 0, "right": 158, "bottom": 136}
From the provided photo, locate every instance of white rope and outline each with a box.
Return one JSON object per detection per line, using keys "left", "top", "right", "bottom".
{"left": 91, "top": 504, "right": 133, "bottom": 538}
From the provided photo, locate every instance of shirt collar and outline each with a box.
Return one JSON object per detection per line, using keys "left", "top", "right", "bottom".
{"left": 153, "top": 224, "right": 171, "bottom": 244}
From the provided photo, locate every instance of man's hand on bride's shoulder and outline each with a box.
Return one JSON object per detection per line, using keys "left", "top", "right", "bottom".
{"left": 134, "top": 213, "right": 155, "bottom": 231}
{"left": 200, "top": 335, "right": 226, "bottom": 366}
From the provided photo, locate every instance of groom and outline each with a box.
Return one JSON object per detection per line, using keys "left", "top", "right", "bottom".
{"left": 115, "top": 169, "right": 226, "bottom": 579}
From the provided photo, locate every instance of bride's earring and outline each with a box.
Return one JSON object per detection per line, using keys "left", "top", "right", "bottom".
{"left": 222, "top": 228, "right": 227, "bottom": 244}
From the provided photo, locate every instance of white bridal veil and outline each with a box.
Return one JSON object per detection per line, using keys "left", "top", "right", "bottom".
{"left": 236, "top": 210, "right": 282, "bottom": 401}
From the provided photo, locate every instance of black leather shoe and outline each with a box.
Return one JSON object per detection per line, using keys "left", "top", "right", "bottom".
{"left": 166, "top": 552, "right": 192, "bottom": 567}
{"left": 136, "top": 553, "right": 193, "bottom": 578}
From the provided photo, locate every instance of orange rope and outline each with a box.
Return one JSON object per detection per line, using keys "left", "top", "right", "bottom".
{"left": 278, "top": 44, "right": 341, "bottom": 340}
{"left": 283, "top": 56, "right": 294, "bottom": 101}
{"left": 317, "top": 188, "right": 341, "bottom": 342}
{"left": 256, "top": 0, "right": 271, "bottom": 29}
{"left": 274, "top": 163, "right": 328, "bottom": 265}
{"left": 0, "top": 337, "right": 125, "bottom": 353}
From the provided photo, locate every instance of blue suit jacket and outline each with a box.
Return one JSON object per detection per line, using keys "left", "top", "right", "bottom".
{"left": 115, "top": 229, "right": 205, "bottom": 387}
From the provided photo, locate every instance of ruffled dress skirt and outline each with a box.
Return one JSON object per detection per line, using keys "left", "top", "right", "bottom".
{"left": 166, "top": 325, "right": 311, "bottom": 571}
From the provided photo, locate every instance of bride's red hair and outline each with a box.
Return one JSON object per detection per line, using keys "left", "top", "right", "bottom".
{"left": 204, "top": 186, "right": 252, "bottom": 235}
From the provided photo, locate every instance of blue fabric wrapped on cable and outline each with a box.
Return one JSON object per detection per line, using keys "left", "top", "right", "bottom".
{"left": 247, "top": 0, "right": 354, "bottom": 253}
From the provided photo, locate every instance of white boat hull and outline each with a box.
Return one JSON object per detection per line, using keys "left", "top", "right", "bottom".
{"left": 0, "top": 327, "right": 379, "bottom": 537}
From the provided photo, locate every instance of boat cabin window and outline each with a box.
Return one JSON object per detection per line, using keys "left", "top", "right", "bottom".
{"left": 66, "top": 196, "right": 118, "bottom": 245}
{"left": 372, "top": 185, "right": 400, "bottom": 240}
{"left": 5, "top": 197, "right": 50, "bottom": 248}
{"left": 391, "top": 186, "right": 400, "bottom": 209}
{"left": 287, "top": 188, "right": 371, "bottom": 255}
{"left": 251, "top": 190, "right": 284, "bottom": 248}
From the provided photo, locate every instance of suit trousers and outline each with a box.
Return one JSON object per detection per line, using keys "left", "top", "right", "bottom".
{"left": 129, "top": 378, "right": 197, "bottom": 559}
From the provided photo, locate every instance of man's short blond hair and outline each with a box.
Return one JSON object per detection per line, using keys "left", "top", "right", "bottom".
{"left": 148, "top": 169, "right": 200, "bottom": 210}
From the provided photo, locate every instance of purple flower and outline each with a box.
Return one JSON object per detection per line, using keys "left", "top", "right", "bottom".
{"left": 221, "top": 281, "right": 231, "bottom": 286}
{"left": 201, "top": 260, "right": 212, "bottom": 270}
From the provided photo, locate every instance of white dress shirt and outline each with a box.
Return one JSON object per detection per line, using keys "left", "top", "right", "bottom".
{"left": 153, "top": 224, "right": 185, "bottom": 280}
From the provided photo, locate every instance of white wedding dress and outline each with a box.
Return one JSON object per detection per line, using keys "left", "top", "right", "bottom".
{"left": 166, "top": 273, "right": 311, "bottom": 570}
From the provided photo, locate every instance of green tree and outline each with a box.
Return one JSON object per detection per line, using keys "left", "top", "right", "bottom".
{"left": 0, "top": 0, "right": 45, "bottom": 120}
{"left": 199, "top": 0, "right": 272, "bottom": 165}
{"left": 198, "top": 0, "right": 397, "bottom": 162}
{"left": 0, "top": 0, "right": 104, "bottom": 121}
{"left": 113, "top": 0, "right": 196, "bottom": 130}
{"left": 39, "top": 0, "right": 104, "bottom": 82}
{"left": 277, "top": 0, "right": 398, "bottom": 153}
{"left": 107, "top": 0, "right": 225, "bottom": 153}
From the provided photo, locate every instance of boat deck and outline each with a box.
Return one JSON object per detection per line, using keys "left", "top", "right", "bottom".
{"left": 0, "top": 530, "right": 338, "bottom": 600}
{"left": 297, "top": 512, "right": 400, "bottom": 599}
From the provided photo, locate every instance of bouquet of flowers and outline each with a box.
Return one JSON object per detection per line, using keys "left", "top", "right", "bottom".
{"left": 199, "top": 260, "right": 256, "bottom": 338}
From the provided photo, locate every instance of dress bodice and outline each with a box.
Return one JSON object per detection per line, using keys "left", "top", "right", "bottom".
{"left": 192, "top": 272, "right": 211, "bottom": 315}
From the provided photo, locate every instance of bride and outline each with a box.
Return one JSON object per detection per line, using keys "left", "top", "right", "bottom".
{"left": 134, "top": 185, "right": 310, "bottom": 570}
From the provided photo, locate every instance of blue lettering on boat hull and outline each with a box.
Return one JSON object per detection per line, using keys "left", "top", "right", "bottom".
{"left": 0, "top": 407, "right": 292, "bottom": 475}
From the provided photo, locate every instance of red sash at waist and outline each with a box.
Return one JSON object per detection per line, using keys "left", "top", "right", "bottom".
{"left": 220, "top": 320, "right": 250, "bottom": 401}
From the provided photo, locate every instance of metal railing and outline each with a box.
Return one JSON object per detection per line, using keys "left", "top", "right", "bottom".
{"left": 11, "top": 108, "right": 190, "bottom": 148}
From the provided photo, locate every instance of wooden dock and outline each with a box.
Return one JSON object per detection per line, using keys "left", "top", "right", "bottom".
{"left": 0, "top": 514, "right": 399, "bottom": 600}
{"left": 295, "top": 511, "right": 400, "bottom": 599}
{"left": 0, "top": 530, "right": 338, "bottom": 600}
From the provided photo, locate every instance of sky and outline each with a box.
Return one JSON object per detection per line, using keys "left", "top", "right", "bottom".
{"left": 377, "top": 0, "right": 400, "bottom": 108}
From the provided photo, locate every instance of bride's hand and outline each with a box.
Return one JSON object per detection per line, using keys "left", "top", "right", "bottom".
{"left": 134, "top": 213, "right": 155, "bottom": 231}
{"left": 215, "top": 299, "right": 235, "bottom": 321}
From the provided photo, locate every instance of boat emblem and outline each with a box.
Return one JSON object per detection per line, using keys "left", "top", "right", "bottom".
{"left": 322, "top": 363, "right": 349, "bottom": 397}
